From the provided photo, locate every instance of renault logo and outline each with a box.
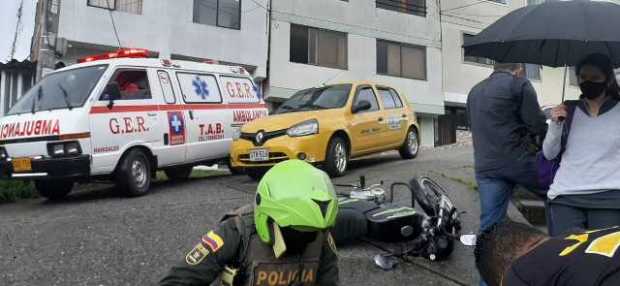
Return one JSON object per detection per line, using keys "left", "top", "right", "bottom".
{"left": 255, "top": 131, "right": 265, "bottom": 146}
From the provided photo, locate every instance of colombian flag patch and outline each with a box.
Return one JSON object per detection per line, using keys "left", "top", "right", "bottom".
{"left": 202, "top": 231, "right": 224, "bottom": 252}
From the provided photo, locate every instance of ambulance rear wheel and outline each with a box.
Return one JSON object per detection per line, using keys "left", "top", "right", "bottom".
{"left": 35, "top": 180, "right": 74, "bottom": 200}
{"left": 116, "top": 149, "right": 151, "bottom": 197}
{"left": 164, "top": 166, "right": 193, "bottom": 181}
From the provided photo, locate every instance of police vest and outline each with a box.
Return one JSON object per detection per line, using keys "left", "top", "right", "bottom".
{"left": 223, "top": 205, "right": 324, "bottom": 286}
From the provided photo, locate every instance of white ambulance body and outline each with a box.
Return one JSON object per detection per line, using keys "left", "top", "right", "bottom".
{"left": 0, "top": 51, "right": 267, "bottom": 199}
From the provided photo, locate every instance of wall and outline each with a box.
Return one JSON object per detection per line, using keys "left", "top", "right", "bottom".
{"left": 57, "top": 0, "right": 269, "bottom": 78}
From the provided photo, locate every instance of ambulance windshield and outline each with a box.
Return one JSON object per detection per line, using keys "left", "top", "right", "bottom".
{"left": 8, "top": 65, "right": 108, "bottom": 115}
{"left": 276, "top": 84, "right": 352, "bottom": 114}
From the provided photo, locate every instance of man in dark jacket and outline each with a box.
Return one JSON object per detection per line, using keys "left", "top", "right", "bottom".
{"left": 467, "top": 63, "right": 547, "bottom": 233}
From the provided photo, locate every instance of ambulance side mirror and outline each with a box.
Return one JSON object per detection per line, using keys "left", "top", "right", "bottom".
{"left": 102, "top": 83, "right": 121, "bottom": 109}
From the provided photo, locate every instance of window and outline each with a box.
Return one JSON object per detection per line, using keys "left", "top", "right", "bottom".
{"left": 489, "top": 0, "right": 508, "bottom": 4}
{"left": 102, "top": 69, "right": 151, "bottom": 100}
{"left": 463, "top": 33, "right": 495, "bottom": 66}
{"left": 276, "top": 84, "right": 352, "bottom": 114}
{"left": 158, "top": 71, "right": 176, "bottom": 104}
{"left": 290, "top": 24, "right": 348, "bottom": 70}
{"left": 377, "top": 40, "right": 427, "bottom": 80}
{"left": 176, "top": 73, "right": 222, "bottom": 103}
{"left": 353, "top": 87, "right": 380, "bottom": 113}
{"left": 525, "top": 64, "right": 542, "bottom": 81}
{"left": 193, "top": 0, "right": 241, "bottom": 30}
{"left": 378, "top": 88, "right": 404, "bottom": 109}
{"left": 376, "top": 0, "right": 426, "bottom": 17}
{"left": 527, "top": 0, "right": 543, "bottom": 5}
{"left": 87, "top": 0, "right": 143, "bottom": 14}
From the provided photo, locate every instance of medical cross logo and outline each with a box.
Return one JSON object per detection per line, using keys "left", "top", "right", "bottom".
{"left": 167, "top": 111, "right": 186, "bottom": 145}
{"left": 192, "top": 76, "right": 209, "bottom": 99}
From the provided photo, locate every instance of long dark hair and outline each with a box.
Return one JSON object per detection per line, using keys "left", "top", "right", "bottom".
{"left": 576, "top": 53, "right": 620, "bottom": 100}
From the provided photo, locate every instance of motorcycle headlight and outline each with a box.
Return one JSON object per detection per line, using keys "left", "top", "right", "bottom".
{"left": 287, "top": 120, "right": 319, "bottom": 137}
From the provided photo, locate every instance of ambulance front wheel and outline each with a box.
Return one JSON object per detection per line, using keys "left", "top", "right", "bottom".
{"left": 35, "top": 179, "right": 74, "bottom": 200}
{"left": 116, "top": 149, "right": 152, "bottom": 197}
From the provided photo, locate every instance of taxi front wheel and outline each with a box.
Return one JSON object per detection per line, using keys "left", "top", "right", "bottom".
{"left": 325, "top": 136, "right": 349, "bottom": 177}
{"left": 399, "top": 128, "right": 419, "bottom": 159}
{"left": 35, "top": 180, "right": 74, "bottom": 200}
{"left": 116, "top": 149, "right": 152, "bottom": 197}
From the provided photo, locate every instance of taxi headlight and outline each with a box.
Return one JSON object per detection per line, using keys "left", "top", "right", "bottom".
{"left": 287, "top": 120, "right": 319, "bottom": 137}
{"left": 233, "top": 128, "right": 242, "bottom": 141}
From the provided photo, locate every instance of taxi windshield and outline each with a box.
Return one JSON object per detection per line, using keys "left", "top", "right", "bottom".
{"left": 275, "top": 84, "right": 352, "bottom": 114}
{"left": 8, "top": 65, "right": 108, "bottom": 115}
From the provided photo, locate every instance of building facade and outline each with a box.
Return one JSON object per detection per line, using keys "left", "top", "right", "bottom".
{"left": 55, "top": 0, "right": 269, "bottom": 80}
{"left": 268, "top": 0, "right": 443, "bottom": 147}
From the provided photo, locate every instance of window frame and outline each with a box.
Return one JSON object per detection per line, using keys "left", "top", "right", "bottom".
{"left": 375, "top": 0, "right": 427, "bottom": 17}
{"left": 100, "top": 68, "right": 152, "bottom": 101}
{"left": 87, "top": 0, "right": 143, "bottom": 14}
{"left": 175, "top": 72, "right": 223, "bottom": 104}
{"left": 377, "top": 39, "right": 427, "bottom": 81}
{"left": 377, "top": 86, "right": 404, "bottom": 109}
{"left": 193, "top": 0, "right": 242, "bottom": 30}
{"left": 352, "top": 85, "right": 381, "bottom": 114}
{"left": 157, "top": 70, "right": 177, "bottom": 104}
{"left": 289, "top": 24, "right": 348, "bottom": 70}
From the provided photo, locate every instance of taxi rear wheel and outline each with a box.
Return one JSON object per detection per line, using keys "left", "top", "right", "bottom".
{"left": 116, "top": 149, "right": 152, "bottom": 197}
{"left": 399, "top": 127, "right": 419, "bottom": 159}
{"left": 164, "top": 166, "right": 193, "bottom": 181}
{"left": 35, "top": 180, "right": 74, "bottom": 200}
{"left": 325, "top": 136, "right": 349, "bottom": 177}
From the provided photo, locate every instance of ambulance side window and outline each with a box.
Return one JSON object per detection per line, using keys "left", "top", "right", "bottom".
{"left": 176, "top": 73, "right": 222, "bottom": 103}
{"left": 101, "top": 69, "right": 151, "bottom": 100}
{"left": 157, "top": 70, "right": 176, "bottom": 104}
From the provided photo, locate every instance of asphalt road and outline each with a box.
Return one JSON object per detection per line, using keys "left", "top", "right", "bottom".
{"left": 0, "top": 146, "right": 525, "bottom": 286}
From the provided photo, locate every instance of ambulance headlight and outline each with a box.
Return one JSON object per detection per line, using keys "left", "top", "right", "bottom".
{"left": 48, "top": 141, "right": 82, "bottom": 157}
{"left": 287, "top": 120, "right": 319, "bottom": 137}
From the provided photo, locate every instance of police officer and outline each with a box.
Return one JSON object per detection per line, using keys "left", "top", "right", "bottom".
{"left": 159, "top": 160, "right": 340, "bottom": 286}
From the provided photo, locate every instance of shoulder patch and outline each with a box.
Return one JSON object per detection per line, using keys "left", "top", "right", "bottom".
{"left": 186, "top": 243, "right": 210, "bottom": 266}
{"left": 202, "top": 230, "right": 224, "bottom": 252}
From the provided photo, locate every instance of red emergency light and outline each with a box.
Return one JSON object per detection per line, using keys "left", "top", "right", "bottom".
{"left": 78, "top": 48, "right": 150, "bottom": 63}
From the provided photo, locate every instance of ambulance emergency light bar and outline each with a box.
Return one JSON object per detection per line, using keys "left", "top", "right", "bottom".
{"left": 78, "top": 48, "right": 150, "bottom": 63}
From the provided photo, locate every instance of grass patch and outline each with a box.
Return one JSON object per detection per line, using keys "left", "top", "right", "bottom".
{"left": 0, "top": 181, "right": 37, "bottom": 203}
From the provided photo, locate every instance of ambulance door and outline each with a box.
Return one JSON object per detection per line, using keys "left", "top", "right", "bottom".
{"left": 154, "top": 69, "right": 187, "bottom": 166}
{"left": 176, "top": 72, "right": 228, "bottom": 162}
{"left": 220, "top": 75, "right": 265, "bottom": 146}
{"left": 90, "top": 68, "right": 161, "bottom": 174}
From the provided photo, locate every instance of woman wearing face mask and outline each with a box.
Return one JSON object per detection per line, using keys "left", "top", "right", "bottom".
{"left": 543, "top": 53, "right": 620, "bottom": 236}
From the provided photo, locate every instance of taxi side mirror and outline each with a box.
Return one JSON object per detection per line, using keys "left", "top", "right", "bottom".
{"left": 102, "top": 83, "right": 121, "bottom": 109}
{"left": 352, "top": 100, "right": 372, "bottom": 113}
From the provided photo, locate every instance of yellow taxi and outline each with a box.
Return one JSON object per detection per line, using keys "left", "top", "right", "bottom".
{"left": 230, "top": 81, "right": 420, "bottom": 179}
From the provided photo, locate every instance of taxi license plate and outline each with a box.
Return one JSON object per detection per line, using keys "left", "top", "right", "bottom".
{"left": 13, "top": 158, "right": 32, "bottom": 173}
{"left": 249, "top": 149, "right": 269, "bottom": 162}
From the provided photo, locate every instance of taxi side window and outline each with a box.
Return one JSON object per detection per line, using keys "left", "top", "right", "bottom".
{"left": 378, "top": 89, "right": 397, "bottom": 109}
{"left": 390, "top": 89, "right": 404, "bottom": 108}
{"left": 354, "top": 87, "right": 380, "bottom": 113}
{"left": 157, "top": 70, "right": 176, "bottom": 104}
{"left": 101, "top": 69, "right": 151, "bottom": 100}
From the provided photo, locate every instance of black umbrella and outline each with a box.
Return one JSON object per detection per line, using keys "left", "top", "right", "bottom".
{"left": 463, "top": 0, "right": 620, "bottom": 68}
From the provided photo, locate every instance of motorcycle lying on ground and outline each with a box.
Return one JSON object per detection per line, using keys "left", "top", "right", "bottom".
{"left": 332, "top": 175, "right": 463, "bottom": 270}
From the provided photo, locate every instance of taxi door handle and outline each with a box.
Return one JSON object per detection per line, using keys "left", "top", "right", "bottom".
{"left": 189, "top": 110, "right": 194, "bottom": 120}
{"left": 378, "top": 117, "right": 384, "bottom": 122}
{"left": 401, "top": 114, "right": 407, "bottom": 118}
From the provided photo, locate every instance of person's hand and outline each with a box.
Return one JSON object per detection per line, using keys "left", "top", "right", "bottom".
{"left": 551, "top": 104, "right": 568, "bottom": 122}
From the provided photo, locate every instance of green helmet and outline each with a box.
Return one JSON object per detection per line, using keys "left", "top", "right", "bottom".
{"left": 254, "top": 160, "right": 338, "bottom": 244}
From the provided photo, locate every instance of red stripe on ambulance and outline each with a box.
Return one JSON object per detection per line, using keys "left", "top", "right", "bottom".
{"left": 89, "top": 103, "right": 266, "bottom": 114}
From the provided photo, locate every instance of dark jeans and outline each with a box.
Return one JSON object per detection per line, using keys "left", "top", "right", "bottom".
{"left": 477, "top": 176, "right": 515, "bottom": 232}
{"left": 548, "top": 202, "right": 620, "bottom": 236}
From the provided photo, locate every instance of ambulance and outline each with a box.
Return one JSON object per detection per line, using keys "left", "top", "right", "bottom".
{"left": 0, "top": 49, "right": 267, "bottom": 199}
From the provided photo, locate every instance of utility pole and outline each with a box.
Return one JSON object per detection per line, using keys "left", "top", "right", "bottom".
{"left": 35, "top": 0, "right": 55, "bottom": 82}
